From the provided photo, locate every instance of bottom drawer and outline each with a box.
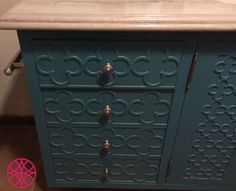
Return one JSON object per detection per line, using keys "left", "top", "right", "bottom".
{"left": 53, "top": 156, "right": 160, "bottom": 184}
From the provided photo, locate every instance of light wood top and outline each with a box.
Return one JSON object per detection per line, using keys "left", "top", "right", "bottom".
{"left": 1, "top": 0, "right": 236, "bottom": 31}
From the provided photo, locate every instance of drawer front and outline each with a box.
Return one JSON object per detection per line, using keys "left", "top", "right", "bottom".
{"left": 42, "top": 90, "right": 172, "bottom": 126}
{"left": 48, "top": 125, "right": 166, "bottom": 157}
{"left": 34, "top": 40, "right": 183, "bottom": 89}
{"left": 42, "top": 90, "right": 173, "bottom": 125}
{"left": 53, "top": 156, "right": 160, "bottom": 184}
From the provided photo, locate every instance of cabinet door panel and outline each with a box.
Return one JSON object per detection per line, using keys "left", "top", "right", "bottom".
{"left": 168, "top": 42, "right": 236, "bottom": 188}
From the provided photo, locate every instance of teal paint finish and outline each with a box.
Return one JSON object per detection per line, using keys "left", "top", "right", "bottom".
{"left": 19, "top": 31, "right": 236, "bottom": 190}
{"left": 43, "top": 89, "right": 173, "bottom": 184}
{"left": 33, "top": 40, "right": 183, "bottom": 89}
{"left": 48, "top": 124, "right": 167, "bottom": 157}
{"left": 157, "top": 38, "right": 198, "bottom": 185}
{"left": 169, "top": 41, "right": 236, "bottom": 188}
{"left": 18, "top": 32, "right": 56, "bottom": 186}
{"left": 16, "top": 31, "right": 195, "bottom": 189}
{"left": 42, "top": 90, "right": 173, "bottom": 125}
{"left": 52, "top": 156, "right": 161, "bottom": 184}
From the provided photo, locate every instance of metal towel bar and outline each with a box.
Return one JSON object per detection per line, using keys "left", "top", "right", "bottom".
{"left": 3, "top": 50, "right": 23, "bottom": 76}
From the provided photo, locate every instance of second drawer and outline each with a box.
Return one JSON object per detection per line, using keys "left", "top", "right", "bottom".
{"left": 42, "top": 89, "right": 173, "bottom": 125}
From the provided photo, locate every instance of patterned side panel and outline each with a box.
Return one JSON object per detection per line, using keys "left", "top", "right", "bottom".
{"left": 33, "top": 41, "right": 183, "bottom": 88}
{"left": 184, "top": 55, "right": 236, "bottom": 180}
{"left": 42, "top": 90, "right": 172, "bottom": 125}
{"left": 53, "top": 156, "right": 160, "bottom": 184}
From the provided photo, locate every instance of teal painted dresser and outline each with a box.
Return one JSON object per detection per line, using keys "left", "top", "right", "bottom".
{"left": 1, "top": 0, "right": 236, "bottom": 190}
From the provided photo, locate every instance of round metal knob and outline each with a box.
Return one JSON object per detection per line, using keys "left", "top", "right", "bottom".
{"left": 102, "top": 168, "right": 111, "bottom": 180}
{"left": 103, "top": 140, "right": 111, "bottom": 152}
{"left": 103, "top": 63, "right": 113, "bottom": 75}
{"left": 4, "top": 67, "right": 14, "bottom": 76}
{"left": 103, "top": 105, "right": 112, "bottom": 118}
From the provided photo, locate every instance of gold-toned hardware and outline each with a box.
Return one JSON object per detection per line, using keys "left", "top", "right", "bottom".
{"left": 3, "top": 50, "right": 23, "bottom": 76}
{"left": 103, "top": 105, "right": 112, "bottom": 117}
{"left": 103, "top": 140, "right": 111, "bottom": 152}
{"left": 103, "top": 63, "right": 113, "bottom": 75}
{"left": 102, "top": 168, "right": 111, "bottom": 179}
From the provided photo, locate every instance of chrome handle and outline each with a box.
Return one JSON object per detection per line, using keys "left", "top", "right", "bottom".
{"left": 103, "top": 63, "right": 113, "bottom": 75}
{"left": 3, "top": 50, "right": 23, "bottom": 76}
{"left": 103, "top": 105, "right": 112, "bottom": 118}
{"left": 103, "top": 140, "right": 111, "bottom": 152}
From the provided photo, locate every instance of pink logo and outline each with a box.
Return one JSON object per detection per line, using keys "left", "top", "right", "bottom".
{"left": 6, "top": 158, "right": 37, "bottom": 189}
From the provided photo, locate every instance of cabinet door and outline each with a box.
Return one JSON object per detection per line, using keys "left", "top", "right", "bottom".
{"left": 168, "top": 42, "right": 236, "bottom": 189}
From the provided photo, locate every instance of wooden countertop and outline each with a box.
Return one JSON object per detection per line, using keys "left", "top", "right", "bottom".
{"left": 1, "top": 0, "right": 236, "bottom": 31}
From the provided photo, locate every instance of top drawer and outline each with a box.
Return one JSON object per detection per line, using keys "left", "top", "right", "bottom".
{"left": 33, "top": 40, "right": 183, "bottom": 89}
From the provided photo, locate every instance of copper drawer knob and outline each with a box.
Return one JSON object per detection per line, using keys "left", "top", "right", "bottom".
{"left": 103, "top": 105, "right": 112, "bottom": 117}
{"left": 103, "top": 63, "right": 113, "bottom": 75}
{"left": 103, "top": 140, "right": 111, "bottom": 152}
{"left": 102, "top": 168, "right": 111, "bottom": 179}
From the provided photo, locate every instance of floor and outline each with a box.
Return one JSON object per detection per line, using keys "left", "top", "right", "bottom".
{"left": 0, "top": 125, "right": 168, "bottom": 191}
{"left": 0, "top": 126, "right": 99, "bottom": 191}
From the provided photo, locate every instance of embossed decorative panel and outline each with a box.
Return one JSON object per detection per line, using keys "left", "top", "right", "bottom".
{"left": 33, "top": 40, "right": 183, "bottom": 89}
{"left": 48, "top": 125, "right": 166, "bottom": 157}
{"left": 29, "top": 38, "right": 180, "bottom": 188}
{"left": 53, "top": 156, "right": 160, "bottom": 184}
{"left": 169, "top": 42, "right": 236, "bottom": 187}
{"left": 20, "top": 30, "right": 236, "bottom": 190}
{"left": 42, "top": 90, "right": 173, "bottom": 125}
